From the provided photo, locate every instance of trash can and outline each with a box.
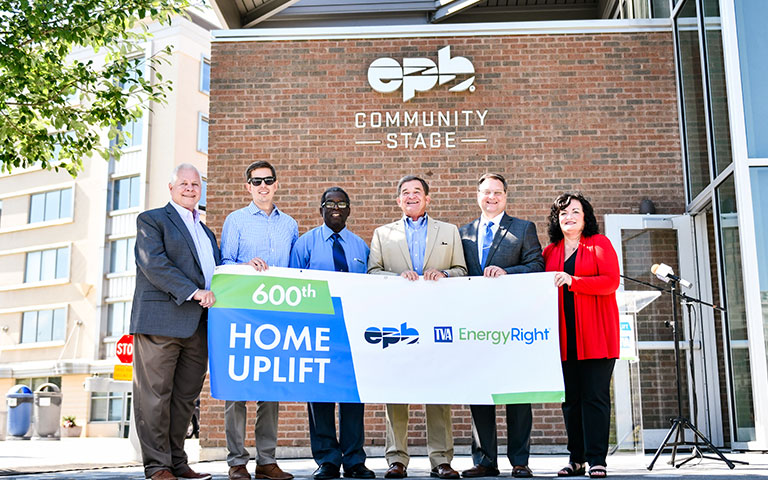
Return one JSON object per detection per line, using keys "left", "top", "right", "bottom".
{"left": 33, "top": 383, "right": 62, "bottom": 439}
{"left": 6, "top": 385, "right": 33, "bottom": 439}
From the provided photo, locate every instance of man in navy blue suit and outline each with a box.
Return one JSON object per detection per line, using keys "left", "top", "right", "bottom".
{"left": 458, "top": 173, "right": 544, "bottom": 479}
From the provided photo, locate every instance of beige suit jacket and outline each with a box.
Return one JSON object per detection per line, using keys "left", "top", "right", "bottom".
{"left": 368, "top": 216, "right": 467, "bottom": 277}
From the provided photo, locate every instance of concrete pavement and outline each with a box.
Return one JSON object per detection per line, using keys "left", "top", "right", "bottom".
{"left": 1, "top": 438, "right": 767, "bottom": 479}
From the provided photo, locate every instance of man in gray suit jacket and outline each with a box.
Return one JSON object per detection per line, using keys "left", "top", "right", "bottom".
{"left": 130, "top": 164, "right": 221, "bottom": 480}
{"left": 458, "top": 173, "right": 544, "bottom": 479}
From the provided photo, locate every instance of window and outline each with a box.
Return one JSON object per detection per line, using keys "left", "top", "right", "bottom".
{"left": 197, "top": 114, "right": 209, "bottom": 154}
{"left": 119, "top": 56, "right": 145, "bottom": 91}
{"left": 200, "top": 56, "right": 210, "bottom": 94}
{"left": 14, "top": 377, "right": 61, "bottom": 391}
{"left": 111, "top": 176, "right": 140, "bottom": 211}
{"left": 107, "top": 301, "right": 132, "bottom": 337}
{"left": 199, "top": 179, "right": 207, "bottom": 212}
{"left": 90, "top": 390, "right": 131, "bottom": 422}
{"left": 0, "top": 199, "right": 3, "bottom": 227}
{"left": 110, "top": 237, "right": 136, "bottom": 273}
{"left": 21, "top": 308, "right": 66, "bottom": 343}
{"left": 24, "top": 246, "right": 69, "bottom": 283}
{"left": 28, "top": 188, "right": 73, "bottom": 223}
{"left": 118, "top": 117, "right": 143, "bottom": 149}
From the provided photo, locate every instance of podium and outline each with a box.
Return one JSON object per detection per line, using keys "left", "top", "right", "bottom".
{"left": 610, "top": 291, "right": 661, "bottom": 455}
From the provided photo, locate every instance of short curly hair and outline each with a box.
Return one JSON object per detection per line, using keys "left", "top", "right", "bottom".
{"left": 547, "top": 192, "right": 599, "bottom": 243}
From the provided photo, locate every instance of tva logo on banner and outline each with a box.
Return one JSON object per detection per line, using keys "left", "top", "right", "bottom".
{"left": 367, "top": 46, "right": 476, "bottom": 102}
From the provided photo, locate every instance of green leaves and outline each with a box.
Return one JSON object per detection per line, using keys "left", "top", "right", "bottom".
{"left": 0, "top": 0, "right": 190, "bottom": 176}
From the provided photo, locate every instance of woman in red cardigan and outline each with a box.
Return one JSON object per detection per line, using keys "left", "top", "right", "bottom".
{"left": 542, "top": 193, "right": 620, "bottom": 479}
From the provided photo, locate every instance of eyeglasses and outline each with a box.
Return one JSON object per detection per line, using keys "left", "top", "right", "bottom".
{"left": 248, "top": 176, "right": 276, "bottom": 186}
{"left": 321, "top": 200, "right": 349, "bottom": 209}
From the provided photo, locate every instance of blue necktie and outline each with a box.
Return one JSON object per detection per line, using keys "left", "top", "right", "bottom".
{"left": 481, "top": 221, "right": 494, "bottom": 268}
{"left": 331, "top": 233, "right": 349, "bottom": 272}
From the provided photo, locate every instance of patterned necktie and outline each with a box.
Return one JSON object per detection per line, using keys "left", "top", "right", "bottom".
{"left": 481, "top": 221, "right": 494, "bottom": 268}
{"left": 331, "top": 233, "right": 349, "bottom": 272}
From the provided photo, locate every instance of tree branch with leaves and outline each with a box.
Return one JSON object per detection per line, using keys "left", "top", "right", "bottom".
{"left": 0, "top": 0, "right": 190, "bottom": 175}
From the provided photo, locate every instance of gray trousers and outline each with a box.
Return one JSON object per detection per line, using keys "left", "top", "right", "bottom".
{"left": 225, "top": 400, "right": 280, "bottom": 466}
{"left": 133, "top": 321, "right": 208, "bottom": 478}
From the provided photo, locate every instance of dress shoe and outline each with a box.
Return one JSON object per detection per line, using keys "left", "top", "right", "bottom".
{"left": 148, "top": 470, "right": 177, "bottom": 480}
{"left": 461, "top": 465, "right": 500, "bottom": 478}
{"left": 229, "top": 465, "right": 252, "bottom": 480}
{"left": 344, "top": 463, "right": 376, "bottom": 479}
{"left": 384, "top": 462, "right": 407, "bottom": 479}
{"left": 175, "top": 466, "right": 212, "bottom": 480}
{"left": 314, "top": 463, "right": 341, "bottom": 480}
{"left": 511, "top": 466, "right": 533, "bottom": 478}
{"left": 255, "top": 463, "right": 294, "bottom": 480}
{"left": 431, "top": 464, "right": 460, "bottom": 479}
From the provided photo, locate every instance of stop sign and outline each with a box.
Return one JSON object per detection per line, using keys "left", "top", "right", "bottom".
{"left": 115, "top": 334, "right": 134, "bottom": 364}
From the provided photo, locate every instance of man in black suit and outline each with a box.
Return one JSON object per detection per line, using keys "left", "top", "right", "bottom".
{"left": 131, "top": 163, "right": 221, "bottom": 480}
{"left": 458, "top": 173, "right": 544, "bottom": 479}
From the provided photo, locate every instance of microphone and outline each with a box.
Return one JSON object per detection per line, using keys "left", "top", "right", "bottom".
{"left": 651, "top": 263, "right": 692, "bottom": 289}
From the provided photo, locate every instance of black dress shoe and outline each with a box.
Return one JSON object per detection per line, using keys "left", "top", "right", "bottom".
{"left": 344, "top": 463, "right": 376, "bottom": 479}
{"left": 314, "top": 463, "right": 341, "bottom": 480}
{"left": 511, "top": 466, "right": 533, "bottom": 478}
{"left": 461, "top": 465, "right": 500, "bottom": 478}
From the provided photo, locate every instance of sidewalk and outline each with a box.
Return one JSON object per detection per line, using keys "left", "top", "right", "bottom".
{"left": 1, "top": 438, "right": 767, "bottom": 479}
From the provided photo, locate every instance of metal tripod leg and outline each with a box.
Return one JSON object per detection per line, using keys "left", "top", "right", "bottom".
{"left": 673, "top": 418, "right": 741, "bottom": 469}
{"left": 647, "top": 417, "right": 681, "bottom": 470}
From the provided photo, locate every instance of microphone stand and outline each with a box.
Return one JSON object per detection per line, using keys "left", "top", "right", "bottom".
{"left": 623, "top": 275, "right": 742, "bottom": 470}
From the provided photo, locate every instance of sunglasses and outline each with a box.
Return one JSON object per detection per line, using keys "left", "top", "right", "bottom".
{"left": 248, "top": 176, "right": 276, "bottom": 186}
{"left": 321, "top": 201, "right": 349, "bottom": 209}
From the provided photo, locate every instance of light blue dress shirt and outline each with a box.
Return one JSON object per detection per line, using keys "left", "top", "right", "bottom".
{"left": 220, "top": 202, "right": 298, "bottom": 267}
{"left": 404, "top": 214, "right": 428, "bottom": 275}
{"left": 289, "top": 224, "right": 369, "bottom": 273}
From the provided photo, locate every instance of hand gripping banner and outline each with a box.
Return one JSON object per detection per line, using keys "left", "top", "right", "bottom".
{"left": 208, "top": 265, "right": 564, "bottom": 405}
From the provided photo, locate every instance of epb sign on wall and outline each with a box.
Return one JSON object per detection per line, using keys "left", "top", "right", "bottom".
{"left": 367, "top": 46, "right": 476, "bottom": 102}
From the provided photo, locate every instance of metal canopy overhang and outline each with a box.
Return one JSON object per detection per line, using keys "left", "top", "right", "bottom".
{"left": 209, "top": 0, "right": 609, "bottom": 29}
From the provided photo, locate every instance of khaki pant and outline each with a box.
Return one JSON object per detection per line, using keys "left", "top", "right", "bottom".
{"left": 385, "top": 404, "right": 454, "bottom": 469}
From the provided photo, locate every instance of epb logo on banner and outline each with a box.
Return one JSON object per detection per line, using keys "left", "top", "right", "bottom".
{"left": 364, "top": 322, "right": 419, "bottom": 348}
{"left": 367, "top": 46, "right": 475, "bottom": 102}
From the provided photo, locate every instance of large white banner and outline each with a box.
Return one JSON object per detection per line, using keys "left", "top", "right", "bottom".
{"left": 208, "top": 266, "right": 564, "bottom": 405}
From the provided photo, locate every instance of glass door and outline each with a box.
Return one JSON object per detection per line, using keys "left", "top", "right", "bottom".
{"left": 605, "top": 214, "right": 722, "bottom": 450}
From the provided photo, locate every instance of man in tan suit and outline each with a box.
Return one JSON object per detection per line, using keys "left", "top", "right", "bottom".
{"left": 368, "top": 175, "right": 467, "bottom": 480}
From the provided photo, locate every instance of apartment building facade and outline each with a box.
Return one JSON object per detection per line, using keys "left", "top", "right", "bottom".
{"left": 0, "top": 13, "right": 214, "bottom": 438}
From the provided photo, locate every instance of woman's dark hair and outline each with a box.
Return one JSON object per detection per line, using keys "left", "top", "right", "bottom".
{"left": 547, "top": 192, "right": 599, "bottom": 243}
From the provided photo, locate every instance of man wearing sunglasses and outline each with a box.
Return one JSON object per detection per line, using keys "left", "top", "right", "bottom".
{"left": 289, "top": 187, "right": 374, "bottom": 480}
{"left": 221, "top": 161, "right": 299, "bottom": 480}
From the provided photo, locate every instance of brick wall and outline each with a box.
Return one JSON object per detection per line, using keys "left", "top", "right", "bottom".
{"left": 202, "top": 31, "right": 685, "bottom": 451}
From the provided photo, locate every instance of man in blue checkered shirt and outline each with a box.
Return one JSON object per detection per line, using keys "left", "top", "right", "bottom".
{"left": 220, "top": 160, "right": 299, "bottom": 480}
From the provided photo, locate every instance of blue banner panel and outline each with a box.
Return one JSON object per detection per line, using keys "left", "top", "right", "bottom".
{"left": 209, "top": 297, "right": 360, "bottom": 402}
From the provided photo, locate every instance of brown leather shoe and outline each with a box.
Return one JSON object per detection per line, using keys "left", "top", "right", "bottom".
{"left": 255, "top": 463, "right": 294, "bottom": 480}
{"left": 431, "top": 464, "right": 460, "bottom": 479}
{"left": 149, "top": 471, "right": 178, "bottom": 480}
{"left": 461, "top": 465, "right": 500, "bottom": 478}
{"left": 229, "top": 465, "right": 252, "bottom": 480}
{"left": 511, "top": 466, "right": 533, "bottom": 478}
{"left": 384, "top": 462, "right": 407, "bottom": 479}
{"left": 175, "top": 466, "right": 212, "bottom": 480}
